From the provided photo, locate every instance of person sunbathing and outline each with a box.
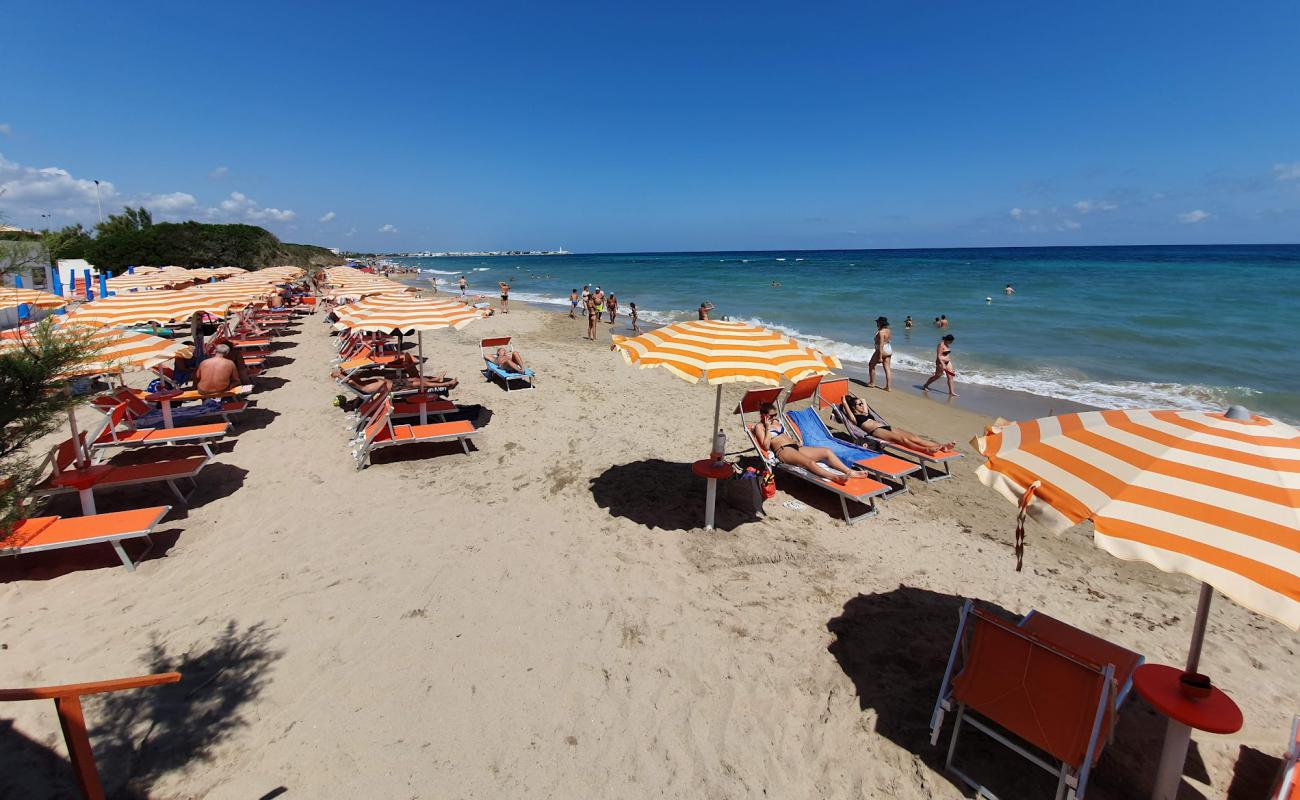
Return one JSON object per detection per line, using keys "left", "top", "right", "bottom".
{"left": 840, "top": 395, "right": 956, "bottom": 455}
{"left": 754, "top": 402, "right": 868, "bottom": 485}
{"left": 195, "top": 346, "right": 240, "bottom": 395}
{"left": 490, "top": 347, "right": 526, "bottom": 373}
{"left": 333, "top": 368, "right": 458, "bottom": 397}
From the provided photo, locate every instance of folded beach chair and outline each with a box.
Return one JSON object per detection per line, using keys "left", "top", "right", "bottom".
{"left": 0, "top": 670, "right": 181, "bottom": 799}
{"left": 781, "top": 376, "right": 919, "bottom": 495}
{"left": 88, "top": 403, "right": 230, "bottom": 461}
{"left": 480, "top": 336, "right": 535, "bottom": 391}
{"left": 817, "top": 377, "right": 962, "bottom": 482}
{"left": 351, "top": 396, "right": 478, "bottom": 469}
{"left": 736, "top": 387, "right": 889, "bottom": 523}
{"left": 1274, "top": 716, "right": 1300, "bottom": 800}
{"left": 930, "top": 599, "right": 1144, "bottom": 800}
{"left": 1, "top": 505, "right": 171, "bottom": 571}
{"left": 31, "top": 434, "right": 210, "bottom": 507}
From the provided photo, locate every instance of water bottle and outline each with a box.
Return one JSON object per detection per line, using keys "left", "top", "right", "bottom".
{"left": 711, "top": 429, "right": 726, "bottom": 462}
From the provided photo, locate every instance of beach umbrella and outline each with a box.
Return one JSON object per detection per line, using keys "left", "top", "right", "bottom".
{"left": 0, "top": 287, "right": 67, "bottom": 313}
{"left": 611, "top": 319, "right": 842, "bottom": 529}
{"left": 333, "top": 295, "right": 485, "bottom": 376}
{"left": 973, "top": 406, "right": 1300, "bottom": 798}
{"left": 63, "top": 290, "right": 236, "bottom": 328}
{"left": 105, "top": 273, "right": 197, "bottom": 292}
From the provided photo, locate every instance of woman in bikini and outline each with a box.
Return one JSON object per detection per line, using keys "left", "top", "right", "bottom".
{"left": 921, "top": 334, "right": 957, "bottom": 396}
{"left": 839, "top": 395, "right": 956, "bottom": 455}
{"left": 866, "top": 316, "right": 893, "bottom": 391}
{"left": 585, "top": 292, "right": 599, "bottom": 340}
{"left": 754, "top": 402, "right": 868, "bottom": 485}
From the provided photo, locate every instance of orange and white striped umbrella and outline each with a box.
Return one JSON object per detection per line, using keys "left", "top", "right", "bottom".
{"left": 64, "top": 290, "right": 235, "bottom": 327}
{"left": 975, "top": 408, "right": 1300, "bottom": 629}
{"left": 0, "top": 287, "right": 67, "bottom": 312}
{"left": 332, "top": 295, "right": 484, "bottom": 333}
{"left": 611, "top": 319, "right": 842, "bottom": 386}
{"left": 1, "top": 324, "right": 192, "bottom": 377}
{"left": 105, "top": 273, "right": 196, "bottom": 291}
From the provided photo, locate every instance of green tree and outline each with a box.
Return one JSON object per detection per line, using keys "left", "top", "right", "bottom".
{"left": 95, "top": 205, "right": 153, "bottom": 239}
{"left": 0, "top": 319, "right": 100, "bottom": 530}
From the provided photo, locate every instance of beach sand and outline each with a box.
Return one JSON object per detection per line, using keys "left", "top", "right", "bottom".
{"left": 2, "top": 302, "right": 1294, "bottom": 799}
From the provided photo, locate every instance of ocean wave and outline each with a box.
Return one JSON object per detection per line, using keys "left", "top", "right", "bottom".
{"left": 421, "top": 269, "right": 462, "bottom": 275}
{"left": 732, "top": 316, "right": 1255, "bottom": 414}
{"left": 473, "top": 267, "right": 491, "bottom": 272}
{"left": 507, "top": 291, "right": 572, "bottom": 307}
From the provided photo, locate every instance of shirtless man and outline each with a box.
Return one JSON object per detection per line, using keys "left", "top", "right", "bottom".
{"left": 569, "top": 288, "right": 579, "bottom": 319}
{"left": 458, "top": 275, "right": 468, "bottom": 296}
{"left": 195, "top": 345, "right": 239, "bottom": 394}
{"left": 753, "top": 402, "right": 867, "bottom": 485}
{"left": 491, "top": 347, "right": 526, "bottom": 373}
{"left": 498, "top": 282, "right": 511, "bottom": 314}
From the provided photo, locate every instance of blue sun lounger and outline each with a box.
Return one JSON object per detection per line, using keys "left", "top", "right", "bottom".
{"left": 480, "top": 336, "right": 535, "bottom": 391}
{"left": 784, "top": 406, "right": 920, "bottom": 495}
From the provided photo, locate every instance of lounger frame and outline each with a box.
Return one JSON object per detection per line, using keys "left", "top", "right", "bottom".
{"left": 1, "top": 506, "right": 171, "bottom": 571}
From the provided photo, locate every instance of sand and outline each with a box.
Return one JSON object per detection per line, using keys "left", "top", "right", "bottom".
{"left": 1, "top": 301, "right": 1295, "bottom": 799}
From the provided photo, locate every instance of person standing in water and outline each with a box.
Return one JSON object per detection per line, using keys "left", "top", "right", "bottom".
{"left": 607, "top": 293, "right": 618, "bottom": 325}
{"left": 866, "top": 316, "right": 893, "bottom": 391}
{"left": 904, "top": 316, "right": 913, "bottom": 330}
{"left": 699, "top": 301, "right": 714, "bottom": 320}
{"left": 922, "top": 334, "right": 958, "bottom": 396}
{"left": 1005, "top": 283, "right": 1015, "bottom": 295}
{"left": 936, "top": 315, "right": 949, "bottom": 329}
{"left": 429, "top": 276, "right": 438, "bottom": 295}
{"left": 629, "top": 302, "right": 640, "bottom": 333}
{"left": 569, "top": 288, "right": 579, "bottom": 319}
{"left": 580, "top": 285, "right": 591, "bottom": 317}
{"left": 458, "top": 275, "right": 468, "bottom": 296}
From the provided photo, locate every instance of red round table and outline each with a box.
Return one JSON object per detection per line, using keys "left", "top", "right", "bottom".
{"left": 691, "top": 459, "right": 733, "bottom": 530}
{"left": 1133, "top": 663, "right": 1242, "bottom": 799}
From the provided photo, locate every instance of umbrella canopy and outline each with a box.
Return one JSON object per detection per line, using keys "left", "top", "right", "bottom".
{"left": 64, "top": 290, "right": 236, "bottom": 327}
{"left": 975, "top": 407, "right": 1300, "bottom": 629}
{"left": 332, "top": 295, "right": 484, "bottom": 333}
{"left": 611, "top": 319, "right": 842, "bottom": 386}
{"left": 105, "top": 274, "right": 197, "bottom": 292}
{"left": 0, "top": 325, "right": 192, "bottom": 377}
{"left": 0, "top": 288, "right": 67, "bottom": 312}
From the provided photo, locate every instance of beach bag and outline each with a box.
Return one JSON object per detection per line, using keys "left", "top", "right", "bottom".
{"left": 759, "top": 469, "right": 777, "bottom": 500}
{"left": 724, "top": 468, "right": 764, "bottom": 516}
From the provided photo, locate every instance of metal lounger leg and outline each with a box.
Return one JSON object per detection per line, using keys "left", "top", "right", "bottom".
{"left": 110, "top": 539, "right": 137, "bottom": 571}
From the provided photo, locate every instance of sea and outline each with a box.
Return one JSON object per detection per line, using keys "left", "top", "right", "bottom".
{"left": 392, "top": 245, "right": 1300, "bottom": 424}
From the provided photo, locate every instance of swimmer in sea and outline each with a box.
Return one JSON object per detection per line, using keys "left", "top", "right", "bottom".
{"left": 1005, "top": 283, "right": 1015, "bottom": 295}
{"left": 699, "top": 301, "right": 714, "bottom": 321}
{"left": 904, "top": 316, "right": 913, "bottom": 330}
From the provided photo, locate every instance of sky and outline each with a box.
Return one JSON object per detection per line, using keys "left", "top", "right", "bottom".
{"left": 2, "top": 1, "right": 1299, "bottom": 252}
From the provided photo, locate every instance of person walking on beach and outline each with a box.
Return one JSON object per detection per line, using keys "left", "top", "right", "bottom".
{"left": 867, "top": 316, "right": 893, "bottom": 391}
{"left": 593, "top": 288, "right": 605, "bottom": 320}
{"left": 585, "top": 291, "right": 599, "bottom": 340}
{"left": 607, "top": 293, "right": 618, "bottom": 325}
{"left": 498, "top": 281, "right": 511, "bottom": 314}
{"left": 922, "top": 334, "right": 958, "bottom": 396}
{"left": 629, "top": 302, "right": 640, "bottom": 333}
{"left": 581, "top": 285, "right": 591, "bottom": 316}
{"left": 458, "top": 275, "right": 467, "bottom": 296}
{"left": 569, "top": 288, "right": 579, "bottom": 319}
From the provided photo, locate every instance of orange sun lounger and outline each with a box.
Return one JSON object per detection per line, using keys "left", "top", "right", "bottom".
{"left": 817, "top": 377, "right": 962, "bottom": 482}
{"left": 88, "top": 403, "right": 230, "bottom": 461}
{"left": 737, "top": 387, "right": 889, "bottom": 523}
{"left": 0, "top": 670, "right": 181, "bottom": 799}
{"left": 1, "top": 505, "right": 171, "bottom": 571}
{"left": 352, "top": 396, "right": 478, "bottom": 469}
{"left": 31, "top": 436, "right": 210, "bottom": 508}
{"left": 930, "top": 599, "right": 1144, "bottom": 800}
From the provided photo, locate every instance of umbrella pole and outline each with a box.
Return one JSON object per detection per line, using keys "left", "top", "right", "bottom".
{"left": 418, "top": 332, "right": 425, "bottom": 379}
{"left": 65, "top": 408, "right": 97, "bottom": 515}
{"left": 1184, "top": 582, "right": 1214, "bottom": 673}
{"left": 704, "top": 384, "right": 722, "bottom": 531}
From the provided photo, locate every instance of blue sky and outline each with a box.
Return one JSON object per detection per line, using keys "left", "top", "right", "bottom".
{"left": 2, "top": 1, "right": 1298, "bottom": 252}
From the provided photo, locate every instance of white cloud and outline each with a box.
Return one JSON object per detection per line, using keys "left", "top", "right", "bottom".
{"left": 1072, "top": 199, "right": 1118, "bottom": 214}
{"left": 345, "top": 227, "right": 356, "bottom": 238}
{"left": 1061, "top": 219, "right": 1082, "bottom": 230}
{"left": 1009, "top": 207, "right": 1040, "bottom": 220}
{"left": 0, "top": 123, "right": 12, "bottom": 137}
{"left": 378, "top": 223, "right": 398, "bottom": 233}
{"left": 139, "top": 191, "right": 198, "bottom": 213}
{"left": 0, "top": 151, "right": 118, "bottom": 219}
{"left": 1178, "top": 209, "right": 1211, "bottom": 224}
{"left": 319, "top": 211, "right": 336, "bottom": 223}
{"left": 1151, "top": 192, "right": 1167, "bottom": 200}
{"left": 1274, "top": 162, "right": 1300, "bottom": 181}
{"left": 207, "top": 191, "right": 296, "bottom": 223}
{"left": 208, "top": 165, "right": 228, "bottom": 180}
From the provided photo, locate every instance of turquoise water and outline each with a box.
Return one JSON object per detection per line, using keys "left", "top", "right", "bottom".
{"left": 393, "top": 246, "right": 1300, "bottom": 422}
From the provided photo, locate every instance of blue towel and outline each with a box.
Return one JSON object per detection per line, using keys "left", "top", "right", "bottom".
{"left": 787, "top": 408, "right": 881, "bottom": 467}
{"left": 484, "top": 359, "right": 534, "bottom": 379}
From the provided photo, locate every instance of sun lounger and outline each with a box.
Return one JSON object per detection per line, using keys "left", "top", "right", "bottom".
{"left": 818, "top": 377, "right": 962, "bottom": 482}
{"left": 94, "top": 387, "right": 250, "bottom": 429}
{"left": 351, "top": 396, "right": 478, "bottom": 469}
{"left": 480, "top": 337, "right": 534, "bottom": 391}
{"left": 930, "top": 599, "right": 1144, "bottom": 800}
{"left": 0, "top": 670, "right": 181, "bottom": 798}
{"left": 88, "top": 403, "right": 230, "bottom": 461}
{"left": 1, "top": 505, "right": 171, "bottom": 571}
{"left": 736, "top": 387, "right": 889, "bottom": 523}
{"left": 781, "top": 377, "right": 919, "bottom": 494}
{"left": 31, "top": 435, "right": 210, "bottom": 507}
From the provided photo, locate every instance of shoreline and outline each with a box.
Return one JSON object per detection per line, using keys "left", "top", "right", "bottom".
{"left": 407, "top": 278, "right": 1096, "bottom": 422}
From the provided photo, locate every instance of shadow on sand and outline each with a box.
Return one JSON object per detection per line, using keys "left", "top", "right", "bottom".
{"left": 589, "top": 458, "right": 761, "bottom": 532}
{"left": 826, "top": 585, "right": 1229, "bottom": 799}
{"left": 0, "top": 620, "right": 280, "bottom": 799}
